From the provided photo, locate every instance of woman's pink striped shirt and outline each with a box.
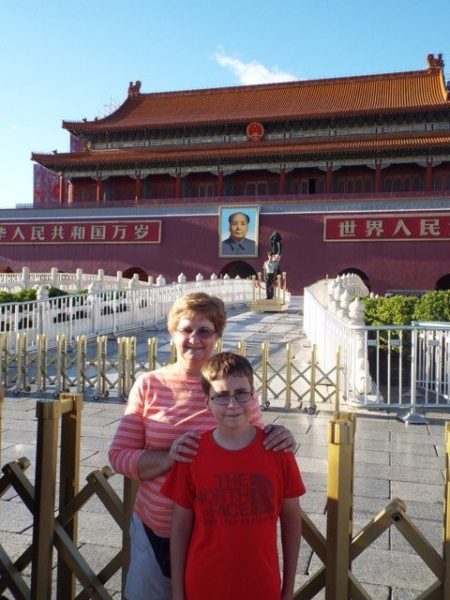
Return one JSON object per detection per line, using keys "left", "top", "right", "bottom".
{"left": 108, "top": 366, "right": 263, "bottom": 536}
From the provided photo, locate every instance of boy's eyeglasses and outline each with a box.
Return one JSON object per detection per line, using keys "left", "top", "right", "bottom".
{"left": 209, "top": 391, "right": 252, "bottom": 406}
{"left": 176, "top": 327, "right": 216, "bottom": 339}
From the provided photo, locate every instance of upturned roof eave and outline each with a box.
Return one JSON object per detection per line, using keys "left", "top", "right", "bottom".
{"left": 32, "top": 135, "right": 450, "bottom": 171}
{"left": 62, "top": 104, "right": 450, "bottom": 136}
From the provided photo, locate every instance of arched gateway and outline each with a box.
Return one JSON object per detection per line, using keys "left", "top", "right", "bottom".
{"left": 219, "top": 261, "right": 257, "bottom": 280}
{"left": 436, "top": 274, "right": 450, "bottom": 290}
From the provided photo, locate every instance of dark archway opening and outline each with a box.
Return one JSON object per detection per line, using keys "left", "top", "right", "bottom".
{"left": 338, "top": 267, "right": 371, "bottom": 292}
{"left": 436, "top": 273, "right": 450, "bottom": 290}
{"left": 219, "top": 261, "right": 257, "bottom": 279}
{"left": 122, "top": 267, "right": 148, "bottom": 281}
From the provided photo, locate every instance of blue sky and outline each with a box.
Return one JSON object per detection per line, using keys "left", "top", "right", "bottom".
{"left": 1, "top": 0, "right": 449, "bottom": 209}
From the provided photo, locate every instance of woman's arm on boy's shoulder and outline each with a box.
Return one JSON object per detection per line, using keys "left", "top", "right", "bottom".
{"left": 280, "top": 497, "right": 302, "bottom": 600}
{"left": 250, "top": 401, "right": 296, "bottom": 452}
{"left": 171, "top": 503, "right": 194, "bottom": 600}
{"left": 263, "top": 423, "right": 296, "bottom": 452}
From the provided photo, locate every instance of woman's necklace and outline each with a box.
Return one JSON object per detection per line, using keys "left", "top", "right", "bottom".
{"left": 166, "top": 364, "right": 198, "bottom": 401}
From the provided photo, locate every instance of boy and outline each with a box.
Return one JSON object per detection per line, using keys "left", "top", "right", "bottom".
{"left": 161, "top": 352, "right": 305, "bottom": 600}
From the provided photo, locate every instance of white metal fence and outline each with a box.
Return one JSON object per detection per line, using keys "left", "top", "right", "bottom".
{"left": 0, "top": 277, "right": 255, "bottom": 351}
{"left": 0, "top": 266, "right": 143, "bottom": 292}
{"left": 304, "top": 277, "right": 450, "bottom": 414}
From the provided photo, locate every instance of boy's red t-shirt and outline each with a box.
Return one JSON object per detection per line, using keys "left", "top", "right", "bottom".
{"left": 162, "top": 428, "right": 305, "bottom": 600}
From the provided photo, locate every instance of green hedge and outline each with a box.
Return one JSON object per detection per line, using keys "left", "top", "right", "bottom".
{"left": 362, "top": 291, "right": 450, "bottom": 326}
{"left": 0, "top": 286, "right": 68, "bottom": 305}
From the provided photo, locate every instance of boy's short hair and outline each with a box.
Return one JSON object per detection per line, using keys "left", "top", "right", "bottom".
{"left": 201, "top": 352, "right": 254, "bottom": 396}
{"left": 167, "top": 293, "right": 226, "bottom": 337}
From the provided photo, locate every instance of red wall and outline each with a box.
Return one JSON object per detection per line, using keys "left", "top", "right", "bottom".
{"left": 0, "top": 210, "right": 449, "bottom": 294}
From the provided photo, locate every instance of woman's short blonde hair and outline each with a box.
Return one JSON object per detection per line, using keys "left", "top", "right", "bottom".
{"left": 167, "top": 292, "right": 227, "bottom": 337}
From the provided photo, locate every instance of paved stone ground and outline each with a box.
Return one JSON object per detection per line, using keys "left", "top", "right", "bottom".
{"left": 0, "top": 298, "right": 448, "bottom": 599}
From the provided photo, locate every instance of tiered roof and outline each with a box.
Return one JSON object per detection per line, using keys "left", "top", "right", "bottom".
{"left": 32, "top": 56, "right": 450, "bottom": 169}
{"left": 62, "top": 61, "right": 450, "bottom": 135}
{"left": 32, "top": 131, "right": 450, "bottom": 170}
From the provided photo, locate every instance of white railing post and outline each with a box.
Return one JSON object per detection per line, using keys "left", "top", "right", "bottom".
{"left": 50, "top": 267, "right": 59, "bottom": 288}
{"left": 75, "top": 268, "right": 83, "bottom": 291}
{"left": 22, "top": 266, "right": 30, "bottom": 290}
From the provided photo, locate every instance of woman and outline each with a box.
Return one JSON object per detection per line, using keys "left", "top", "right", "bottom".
{"left": 109, "top": 292, "right": 295, "bottom": 600}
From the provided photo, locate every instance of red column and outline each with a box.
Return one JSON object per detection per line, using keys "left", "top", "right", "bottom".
{"left": 217, "top": 168, "right": 224, "bottom": 196}
{"left": 67, "top": 179, "right": 74, "bottom": 204}
{"left": 326, "top": 163, "right": 333, "bottom": 194}
{"left": 96, "top": 177, "right": 103, "bottom": 205}
{"left": 375, "top": 161, "right": 382, "bottom": 192}
{"left": 426, "top": 159, "right": 433, "bottom": 192}
{"left": 59, "top": 176, "right": 65, "bottom": 205}
{"left": 135, "top": 176, "right": 142, "bottom": 204}
{"left": 175, "top": 171, "right": 182, "bottom": 199}
{"left": 279, "top": 167, "right": 286, "bottom": 195}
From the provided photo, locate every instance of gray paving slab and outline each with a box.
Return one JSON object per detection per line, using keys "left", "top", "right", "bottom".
{"left": 1, "top": 296, "right": 450, "bottom": 599}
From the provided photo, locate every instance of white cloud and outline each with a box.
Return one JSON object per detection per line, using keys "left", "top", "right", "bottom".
{"left": 213, "top": 49, "right": 297, "bottom": 85}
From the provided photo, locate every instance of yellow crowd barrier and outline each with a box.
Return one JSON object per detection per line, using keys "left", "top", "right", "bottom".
{"left": 1, "top": 396, "right": 450, "bottom": 597}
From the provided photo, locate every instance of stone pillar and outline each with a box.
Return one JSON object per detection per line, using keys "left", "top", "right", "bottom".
{"left": 326, "top": 162, "right": 333, "bottom": 194}
{"left": 375, "top": 160, "right": 382, "bottom": 192}
{"left": 50, "top": 267, "right": 59, "bottom": 287}
{"left": 21, "top": 267, "right": 30, "bottom": 289}
{"left": 97, "top": 269, "right": 105, "bottom": 291}
{"left": 348, "top": 297, "right": 372, "bottom": 398}
{"left": 128, "top": 274, "right": 140, "bottom": 289}
{"left": 75, "top": 268, "right": 83, "bottom": 291}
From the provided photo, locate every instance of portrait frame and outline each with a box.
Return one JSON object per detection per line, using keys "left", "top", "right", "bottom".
{"left": 219, "top": 205, "right": 259, "bottom": 258}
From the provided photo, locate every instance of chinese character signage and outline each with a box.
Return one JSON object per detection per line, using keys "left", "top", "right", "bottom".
{"left": 0, "top": 220, "right": 161, "bottom": 244}
{"left": 324, "top": 214, "right": 450, "bottom": 242}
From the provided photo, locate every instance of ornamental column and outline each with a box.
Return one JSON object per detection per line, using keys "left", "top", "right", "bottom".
{"left": 326, "top": 162, "right": 334, "bottom": 194}
{"left": 279, "top": 166, "right": 286, "bottom": 195}
{"left": 68, "top": 179, "right": 74, "bottom": 204}
{"left": 426, "top": 158, "right": 433, "bottom": 192}
{"left": 375, "top": 160, "right": 382, "bottom": 192}
{"left": 217, "top": 167, "right": 224, "bottom": 197}
{"left": 135, "top": 175, "right": 142, "bottom": 204}
{"left": 96, "top": 177, "right": 103, "bottom": 205}
{"left": 58, "top": 175, "right": 66, "bottom": 205}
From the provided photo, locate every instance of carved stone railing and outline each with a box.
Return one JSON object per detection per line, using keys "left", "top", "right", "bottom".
{"left": 304, "top": 275, "right": 450, "bottom": 416}
{"left": 0, "top": 273, "right": 254, "bottom": 351}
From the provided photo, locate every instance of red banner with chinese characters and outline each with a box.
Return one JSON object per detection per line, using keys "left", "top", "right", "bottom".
{"left": 324, "top": 213, "right": 450, "bottom": 242}
{"left": 0, "top": 220, "right": 161, "bottom": 244}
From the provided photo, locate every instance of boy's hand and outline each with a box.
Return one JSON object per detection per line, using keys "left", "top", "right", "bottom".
{"left": 263, "top": 424, "right": 296, "bottom": 452}
{"left": 169, "top": 431, "right": 201, "bottom": 463}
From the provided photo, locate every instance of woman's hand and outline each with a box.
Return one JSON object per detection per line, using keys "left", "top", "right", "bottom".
{"left": 169, "top": 432, "right": 202, "bottom": 463}
{"left": 263, "top": 424, "right": 296, "bottom": 452}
